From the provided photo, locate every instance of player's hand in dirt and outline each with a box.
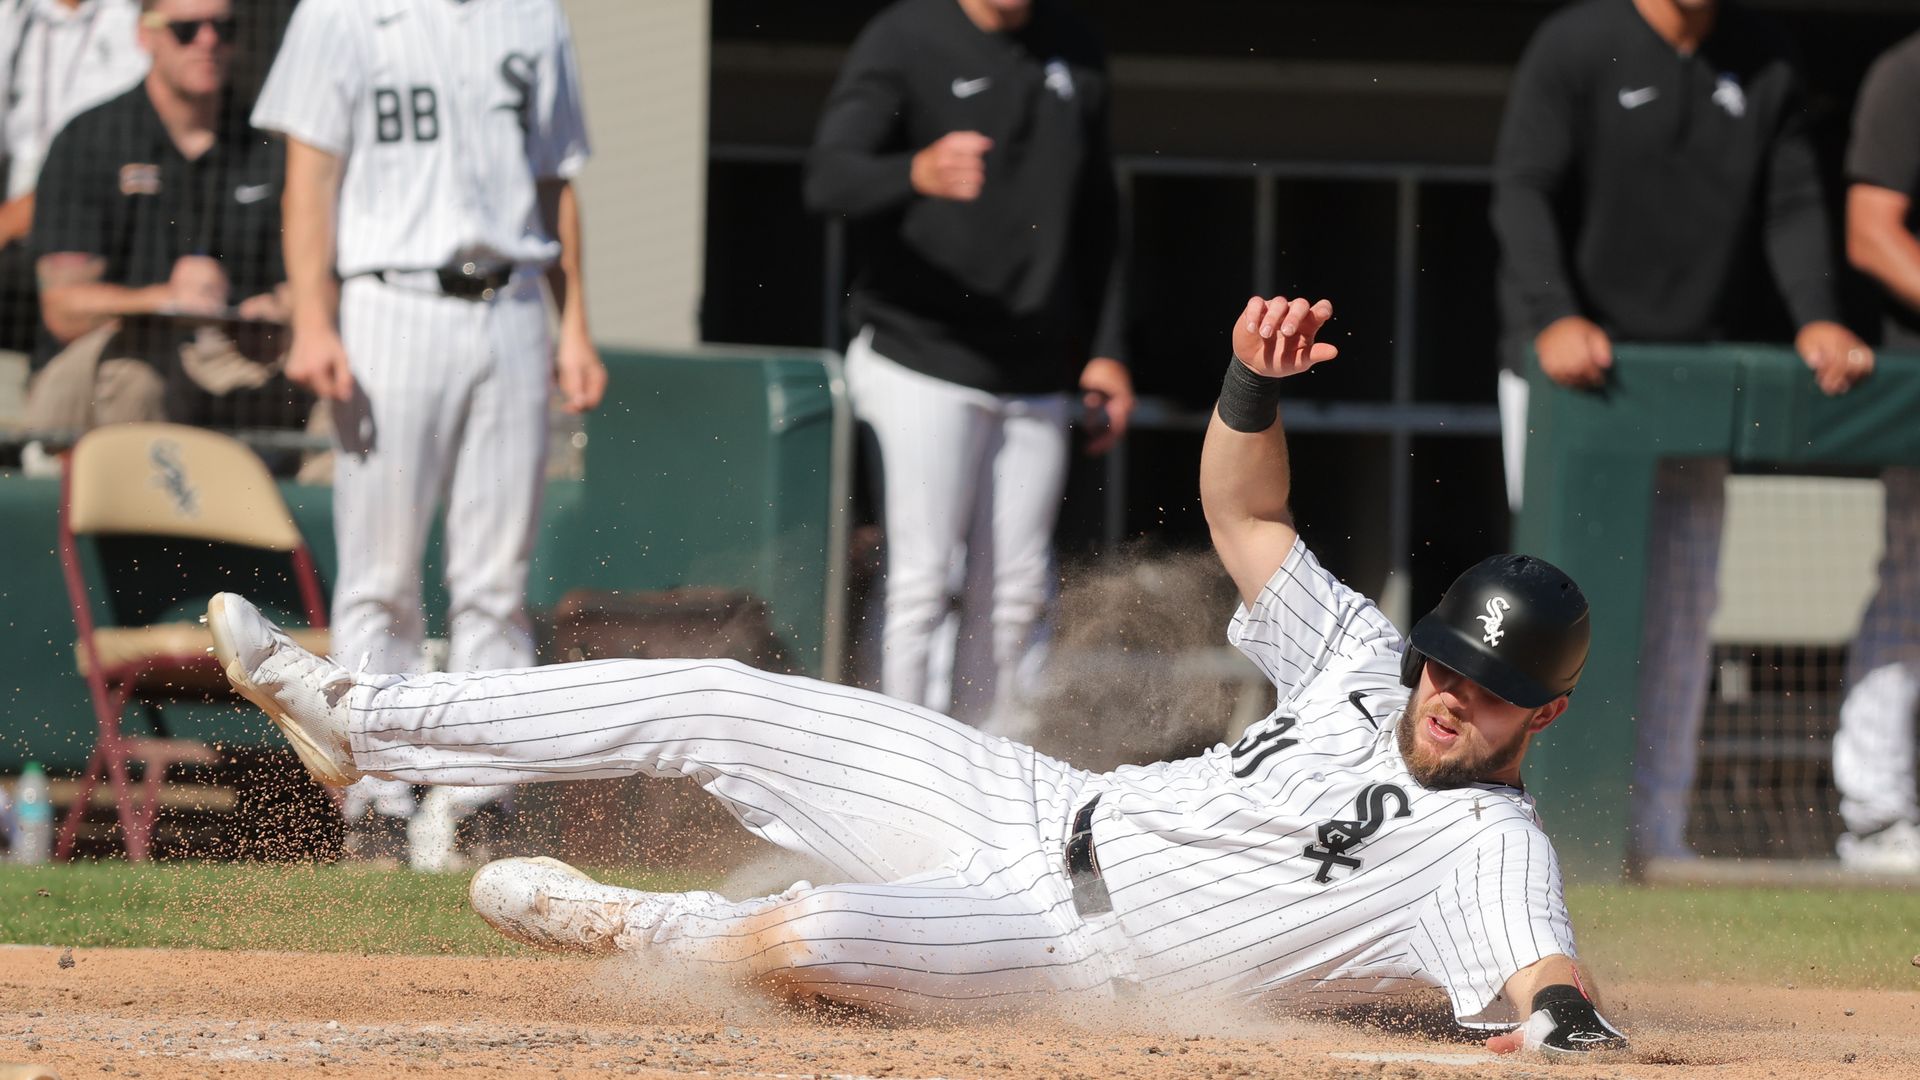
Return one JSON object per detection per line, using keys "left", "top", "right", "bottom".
{"left": 1486, "top": 985, "right": 1630, "bottom": 1059}
{"left": 555, "top": 330, "right": 607, "bottom": 413}
{"left": 1232, "top": 295, "right": 1337, "bottom": 378}
{"left": 911, "top": 131, "right": 993, "bottom": 202}
{"left": 1078, "top": 355, "right": 1134, "bottom": 456}
{"left": 1795, "top": 319, "right": 1873, "bottom": 396}
{"left": 286, "top": 324, "right": 356, "bottom": 402}
{"left": 1533, "top": 315, "right": 1612, "bottom": 389}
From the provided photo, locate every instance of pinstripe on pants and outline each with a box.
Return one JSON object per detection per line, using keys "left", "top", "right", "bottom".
{"left": 350, "top": 656, "right": 1124, "bottom": 1011}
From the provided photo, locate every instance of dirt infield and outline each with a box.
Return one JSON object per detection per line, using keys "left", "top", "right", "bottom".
{"left": 3, "top": 946, "right": 1917, "bottom": 1079}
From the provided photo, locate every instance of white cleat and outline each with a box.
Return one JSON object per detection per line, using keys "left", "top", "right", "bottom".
{"left": 469, "top": 856, "right": 694, "bottom": 954}
{"left": 206, "top": 592, "right": 362, "bottom": 786}
{"left": 1837, "top": 820, "right": 1920, "bottom": 875}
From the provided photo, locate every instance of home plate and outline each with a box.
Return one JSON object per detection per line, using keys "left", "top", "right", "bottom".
{"left": 1331, "top": 1051, "right": 1495, "bottom": 1065}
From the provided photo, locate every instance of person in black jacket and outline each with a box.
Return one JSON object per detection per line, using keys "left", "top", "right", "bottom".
{"left": 805, "top": 0, "right": 1134, "bottom": 732}
{"left": 1491, "top": 0, "right": 1876, "bottom": 865}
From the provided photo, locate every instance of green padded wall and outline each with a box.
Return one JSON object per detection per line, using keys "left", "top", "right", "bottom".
{"left": 1515, "top": 346, "right": 1920, "bottom": 879}
{"left": 1, "top": 347, "right": 849, "bottom": 773}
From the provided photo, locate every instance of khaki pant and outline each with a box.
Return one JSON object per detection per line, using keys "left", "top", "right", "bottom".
{"left": 23, "top": 321, "right": 280, "bottom": 433}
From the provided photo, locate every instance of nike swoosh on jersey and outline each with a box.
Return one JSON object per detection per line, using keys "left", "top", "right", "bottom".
{"left": 1617, "top": 86, "right": 1659, "bottom": 110}
{"left": 233, "top": 183, "right": 273, "bottom": 204}
{"left": 951, "top": 77, "right": 991, "bottom": 99}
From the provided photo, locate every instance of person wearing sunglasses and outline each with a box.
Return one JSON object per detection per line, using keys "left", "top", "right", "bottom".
{"left": 24, "top": 0, "right": 288, "bottom": 440}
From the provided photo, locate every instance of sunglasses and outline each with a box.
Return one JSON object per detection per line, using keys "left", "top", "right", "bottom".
{"left": 141, "top": 14, "right": 238, "bottom": 45}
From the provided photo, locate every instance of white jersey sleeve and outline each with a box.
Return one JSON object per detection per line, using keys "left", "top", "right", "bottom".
{"left": 529, "top": 6, "right": 590, "bottom": 180}
{"left": 0, "top": 5, "right": 22, "bottom": 170}
{"left": 1411, "top": 823, "right": 1581, "bottom": 1026}
{"left": 1227, "top": 538, "right": 1405, "bottom": 706}
{"left": 251, "top": 0, "right": 364, "bottom": 156}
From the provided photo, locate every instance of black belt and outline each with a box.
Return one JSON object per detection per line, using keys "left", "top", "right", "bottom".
{"left": 1066, "top": 794, "right": 1112, "bottom": 917}
{"left": 367, "top": 263, "right": 513, "bottom": 302}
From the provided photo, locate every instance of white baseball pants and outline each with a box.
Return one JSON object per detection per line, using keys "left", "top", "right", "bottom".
{"left": 1834, "top": 467, "right": 1920, "bottom": 835}
{"left": 350, "top": 657, "right": 1125, "bottom": 1012}
{"left": 844, "top": 330, "right": 1073, "bottom": 727}
{"left": 1630, "top": 461, "right": 1920, "bottom": 855}
{"left": 330, "top": 273, "right": 550, "bottom": 835}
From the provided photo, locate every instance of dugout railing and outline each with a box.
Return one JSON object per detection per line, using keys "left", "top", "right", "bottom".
{"left": 711, "top": 145, "right": 1503, "bottom": 630}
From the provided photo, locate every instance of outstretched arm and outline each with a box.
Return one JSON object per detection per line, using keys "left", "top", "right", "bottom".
{"left": 1200, "top": 295, "right": 1337, "bottom": 607}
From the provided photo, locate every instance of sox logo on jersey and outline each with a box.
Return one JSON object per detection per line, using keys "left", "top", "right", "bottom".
{"left": 1302, "top": 783, "right": 1413, "bottom": 883}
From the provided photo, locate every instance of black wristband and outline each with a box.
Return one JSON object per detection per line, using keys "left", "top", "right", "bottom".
{"left": 1217, "top": 357, "right": 1286, "bottom": 433}
{"left": 1531, "top": 984, "right": 1590, "bottom": 1015}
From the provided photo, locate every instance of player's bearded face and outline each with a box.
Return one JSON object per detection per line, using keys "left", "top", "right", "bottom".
{"left": 1396, "top": 662, "right": 1537, "bottom": 788}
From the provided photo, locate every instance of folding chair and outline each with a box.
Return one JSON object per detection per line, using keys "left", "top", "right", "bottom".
{"left": 54, "top": 422, "right": 329, "bottom": 860}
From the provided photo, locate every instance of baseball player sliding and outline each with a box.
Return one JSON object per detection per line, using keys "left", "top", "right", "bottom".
{"left": 210, "top": 296, "right": 1626, "bottom": 1058}
{"left": 249, "top": 0, "right": 606, "bottom": 870}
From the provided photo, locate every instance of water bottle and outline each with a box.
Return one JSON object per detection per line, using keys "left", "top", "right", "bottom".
{"left": 12, "top": 762, "right": 52, "bottom": 864}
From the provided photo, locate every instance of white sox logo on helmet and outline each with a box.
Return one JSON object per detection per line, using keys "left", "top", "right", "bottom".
{"left": 1478, "top": 596, "right": 1512, "bottom": 646}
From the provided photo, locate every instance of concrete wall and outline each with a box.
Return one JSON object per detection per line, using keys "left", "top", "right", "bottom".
{"left": 561, "top": 0, "right": 709, "bottom": 349}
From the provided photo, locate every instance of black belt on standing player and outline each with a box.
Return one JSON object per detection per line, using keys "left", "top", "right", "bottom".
{"left": 361, "top": 261, "right": 515, "bottom": 302}
{"left": 1066, "top": 794, "right": 1113, "bottom": 917}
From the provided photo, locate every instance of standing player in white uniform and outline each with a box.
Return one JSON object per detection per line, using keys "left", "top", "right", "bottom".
{"left": 250, "top": 0, "right": 605, "bottom": 870}
{"left": 211, "top": 295, "right": 1628, "bottom": 1058}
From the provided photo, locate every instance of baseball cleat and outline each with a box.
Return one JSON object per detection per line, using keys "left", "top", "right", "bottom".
{"left": 1837, "top": 820, "right": 1920, "bottom": 875}
{"left": 206, "top": 592, "right": 362, "bottom": 786}
{"left": 469, "top": 857, "right": 684, "bottom": 954}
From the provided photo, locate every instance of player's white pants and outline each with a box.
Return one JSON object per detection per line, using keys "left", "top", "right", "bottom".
{"left": 1630, "top": 460, "right": 1920, "bottom": 856}
{"left": 844, "top": 329, "right": 1073, "bottom": 728}
{"left": 348, "top": 657, "right": 1125, "bottom": 1010}
{"left": 1835, "top": 467, "right": 1920, "bottom": 835}
{"left": 330, "top": 273, "right": 549, "bottom": 838}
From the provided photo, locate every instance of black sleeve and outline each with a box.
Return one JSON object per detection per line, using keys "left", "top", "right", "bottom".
{"left": 1489, "top": 21, "right": 1585, "bottom": 336}
{"left": 1847, "top": 36, "right": 1920, "bottom": 196}
{"left": 802, "top": 15, "right": 917, "bottom": 219}
{"left": 1762, "top": 64, "right": 1843, "bottom": 328}
{"left": 30, "top": 121, "right": 104, "bottom": 257}
{"left": 1080, "top": 64, "right": 1127, "bottom": 364}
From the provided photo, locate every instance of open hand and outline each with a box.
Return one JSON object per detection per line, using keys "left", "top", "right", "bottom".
{"left": 554, "top": 331, "right": 607, "bottom": 413}
{"left": 1231, "top": 295, "right": 1337, "bottom": 377}
{"left": 285, "top": 324, "right": 355, "bottom": 401}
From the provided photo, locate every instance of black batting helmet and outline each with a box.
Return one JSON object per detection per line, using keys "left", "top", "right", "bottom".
{"left": 1398, "top": 554, "right": 1590, "bottom": 709}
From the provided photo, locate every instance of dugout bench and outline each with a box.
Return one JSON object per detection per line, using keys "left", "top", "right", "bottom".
{"left": 1516, "top": 345, "right": 1920, "bottom": 880}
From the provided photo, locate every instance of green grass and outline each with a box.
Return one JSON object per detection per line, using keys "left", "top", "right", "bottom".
{"left": 2, "top": 864, "right": 1915, "bottom": 990}
{"left": 0, "top": 861, "right": 709, "bottom": 956}
{"left": 1567, "top": 883, "right": 1920, "bottom": 990}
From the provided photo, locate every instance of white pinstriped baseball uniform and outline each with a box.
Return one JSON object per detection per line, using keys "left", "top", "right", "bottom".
{"left": 348, "top": 538, "right": 1580, "bottom": 1020}
{"left": 251, "top": 0, "right": 590, "bottom": 846}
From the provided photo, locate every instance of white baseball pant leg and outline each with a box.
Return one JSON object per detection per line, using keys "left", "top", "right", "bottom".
{"left": 1497, "top": 369, "right": 1529, "bottom": 514}
{"left": 1629, "top": 457, "right": 1728, "bottom": 859}
{"left": 845, "top": 330, "right": 1073, "bottom": 728}
{"left": 1834, "top": 466, "right": 1920, "bottom": 835}
{"left": 333, "top": 273, "right": 548, "bottom": 840}
{"left": 350, "top": 657, "right": 1123, "bottom": 1010}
